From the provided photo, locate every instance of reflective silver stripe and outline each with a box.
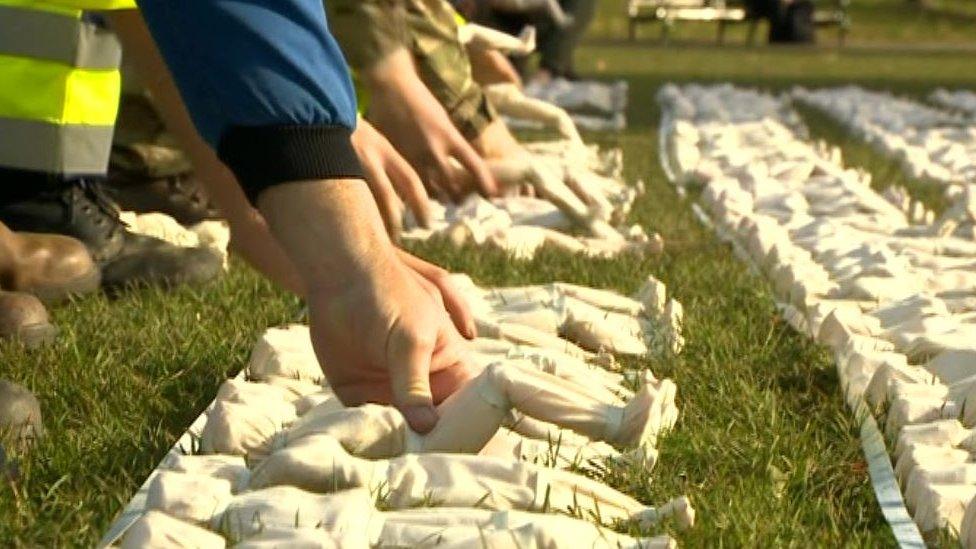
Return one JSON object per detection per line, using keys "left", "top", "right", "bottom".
{"left": 0, "top": 5, "right": 121, "bottom": 70}
{"left": 0, "top": 117, "right": 114, "bottom": 175}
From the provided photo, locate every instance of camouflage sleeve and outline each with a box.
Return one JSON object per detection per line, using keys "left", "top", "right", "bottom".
{"left": 404, "top": 0, "right": 496, "bottom": 140}
{"left": 326, "top": 0, "right": 411, "bottom": 72}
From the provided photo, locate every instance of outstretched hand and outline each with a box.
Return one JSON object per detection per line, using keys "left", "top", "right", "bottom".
{"left": 367, "top": 49, "right": 497, "bottom": 201}
{"left": 352, "top": 118, "right": 432, "bottom": 237}
{"left": 306, "top": 249, "right": 474, "bottom": 434}
{"left": 259, "top": 181, "right": 477, "bottom": 434}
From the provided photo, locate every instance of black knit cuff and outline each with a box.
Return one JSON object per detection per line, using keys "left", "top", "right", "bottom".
{"left": 218, "top": 125, "right": 364, "bottom": 206}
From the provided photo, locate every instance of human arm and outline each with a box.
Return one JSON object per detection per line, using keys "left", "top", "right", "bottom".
{"left": 111, "top": 4, "right": 470, "bottom": 432}
{"left": 365, "top": 49, "right": 498, "bottom": 200}
{"left": 325, "top": 0, "right": 497, "bottom": 199}
{"left": 107, "top": 10, "right": 475, "bottom": 334}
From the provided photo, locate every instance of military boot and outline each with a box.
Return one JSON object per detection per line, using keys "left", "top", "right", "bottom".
{"left": 0, "top": 174, "right": 222, "bottom": 291}
{"left": 0, "top": 291, "right": 57, "bottom": 347}
{"left": 106, "top": 172, "right": 220, "bottom": 226}
{"left": 0, "top": 221, "right": 100, "bottom": 304}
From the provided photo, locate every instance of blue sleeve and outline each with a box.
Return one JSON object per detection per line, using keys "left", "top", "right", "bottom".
{"left": 137, "top": 0, "right": 363, "bottom": 203}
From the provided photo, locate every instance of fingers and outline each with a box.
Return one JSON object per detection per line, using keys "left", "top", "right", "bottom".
{"left": 430, "top": 276, "right": 477, "bottom": 340}
{"left": 362, "top": 154, "right": 404, "bottom": 240}
{"left": 396, "top": 250, "right": 477, "bottom": 339}
{"left": 386, "top": 318, "right": 439, "bottom": 434}
{"left": 450, "top": 137, "right": 498, "bottom": 197}
{"left": 387, "top": 149, "right": 433, "bottom": 229}
{"left": 427, "top": 159, "right": 466, "bottom": 203}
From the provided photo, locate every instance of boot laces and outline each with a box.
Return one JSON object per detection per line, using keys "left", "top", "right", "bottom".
{"left": 65, "top": 179, "right": 127, "bottom": 234}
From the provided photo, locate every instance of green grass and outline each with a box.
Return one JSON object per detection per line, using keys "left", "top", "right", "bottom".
{"left": 0, "top": 267, "right": 301, "bottom": 545}
{"left": 797, "top": 103, "right": 953, "bottom": 215}
{"left": 0, "top": 140, "right": 892, "bottom": 545}
{"left": 410, "top": 130, "right": 894, "bottom": 546}
{"left": 4, "top": 4, "right": 976, "bottom": 547}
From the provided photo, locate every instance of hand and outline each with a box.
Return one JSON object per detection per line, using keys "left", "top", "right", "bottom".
{"left": 396, "top": 248, "right": 476, "bottom": 340}
{"left": 258, "top": 181, "right": 474, "bottom": 434}
{"left": 473, "top": 118, "right": 527, "bottom": 161}
{"left": 366, "top": 49, "right": 497, "bottom": 201}
{"left": 352, "top": 118, "right": 433, "bottom": 237}
{"left": 307, "top": 250, "right": 473, "bottom": 433}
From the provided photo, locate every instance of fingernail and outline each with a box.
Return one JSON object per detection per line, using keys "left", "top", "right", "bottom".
{"left": 402, "top": 405, "right": 439, "bottom": 434}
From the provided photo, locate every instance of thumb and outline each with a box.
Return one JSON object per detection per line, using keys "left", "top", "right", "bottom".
{"left": 387, "top": 324, "right": 439, "bottom": 434}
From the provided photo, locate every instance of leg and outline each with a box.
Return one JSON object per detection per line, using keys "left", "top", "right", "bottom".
{"left": 484, "top": 83, "right": 584, "bottom": 145}
{"left": 0, "top": 7, "right": 119, "bottom": 177}
{"left": 381, "top": 507, "right": 671, "bottom": 548}
{"left": 423, "top": 361, "right": 660, "bottom": 450}
{"left": 462, "top": 23, "right": 537, "bottom": 55}
{"left": 479, "top": 426, "right": 622, "bottom": 469}
{"left": 219, "top": 485, "right": 382, "bottom": 541}
{"left": 505, "top": 353, "right": 630, "bottom": 403}
{"left": 108, "top": 88, "right": 219, "bottom": 224}
{"left": 541, "top": 468, "right": 694, "bottom": 528}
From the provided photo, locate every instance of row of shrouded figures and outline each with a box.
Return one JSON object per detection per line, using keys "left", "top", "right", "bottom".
{"left": 113, "top": 277, "right": 692, "bottom": 548}
{"left": 794, "top": 86, "right": 976, "bottom": 189}
{"left": 659, "top": 82, "right": 976, "bottom": 544}
{"left": 400, "top": 140, "right": 664, "bottom": 261}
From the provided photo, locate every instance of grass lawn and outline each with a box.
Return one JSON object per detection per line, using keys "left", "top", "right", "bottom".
{"left": 2, "top": 4, "right": 975, "bottom": 547}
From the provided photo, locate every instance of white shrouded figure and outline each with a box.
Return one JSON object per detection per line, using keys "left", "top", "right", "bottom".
{"left": 120, "top": 511, "right": 225, "bottom": 549}
{"left": 162, "top": 454, "right": 251, "bottom": 492}
{"left": 201, "top": 362, "right": 676, "bottom": 467}
{"left": 485, "top": 82, "right": 585, "bottom": 147}
{"left": 453, "top": 275, "right": 681, "bottom": 357}
{"left": 146, "top": 471, "right": 233, "bottom": 525}
{"left": 458, "top": 23, "right": 537, "bottom": 56}
{"left": 246, "top": 325, "right": 324, "bottom": 383}
{"left": 480, "top": 425, "right": 660, "bottom": 471}
{"left": 266, "top": 360, "right": 676, "bottom": 455}
{"left": 486, "top": 157, "right": 619, "bottom": 231}
{"left": 199, "top": 398, "right": 298, "bottom": 456}
{"left": 248, "top": 434, "right": 694, "bottom": 530}
{"left": 216, "top": 485, "right": 685, "bottom": 546}
{"left": 234, "top": 528, "right": 352, "bottom": 548}
{"left": 119, "top": 211, "right": 230, "bottom": 269}
{"left": 905, "top": 462, "right": 976, "bottom": 514}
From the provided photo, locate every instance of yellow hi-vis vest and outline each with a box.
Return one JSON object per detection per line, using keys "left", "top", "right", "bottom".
{"left": 0, "top": 0, "right": 136, "bottom": 175}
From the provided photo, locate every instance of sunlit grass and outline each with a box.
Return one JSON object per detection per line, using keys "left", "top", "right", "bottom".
{"left": 3, "top": 2, "right": 973, "bottom": 544}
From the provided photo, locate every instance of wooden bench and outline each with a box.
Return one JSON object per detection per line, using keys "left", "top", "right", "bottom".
{"left": 627, "top": 0, "right": 851, "bottom": 46}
